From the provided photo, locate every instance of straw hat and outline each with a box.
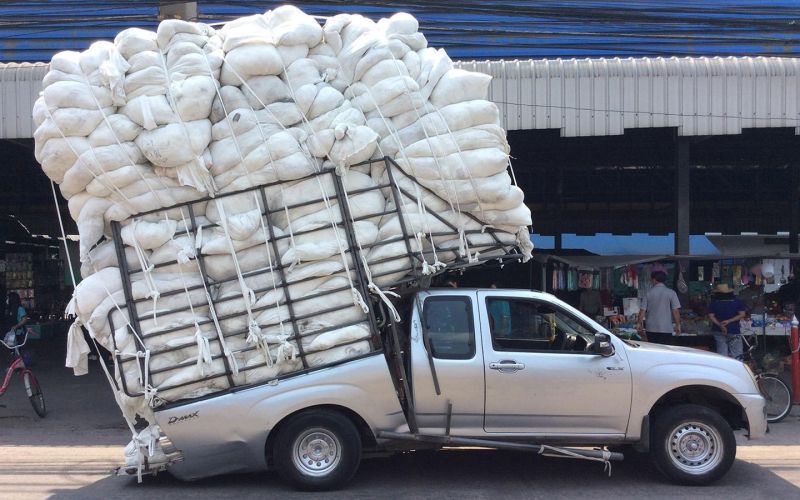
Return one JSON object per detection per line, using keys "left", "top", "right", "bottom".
{"left": 714, "top": 283, "right": 734, "bottom": 294}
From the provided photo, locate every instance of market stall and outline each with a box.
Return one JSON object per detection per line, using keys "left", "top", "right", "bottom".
{"left": 539, "top": 252, "right": 799, "bottom": 365}
{"left": 1, "top": 217, "right": 73, "bottom": 341}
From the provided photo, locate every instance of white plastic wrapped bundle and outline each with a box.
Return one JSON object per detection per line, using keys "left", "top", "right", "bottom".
{"left": 37, "top": 8, "right": 533, "bottom": 458}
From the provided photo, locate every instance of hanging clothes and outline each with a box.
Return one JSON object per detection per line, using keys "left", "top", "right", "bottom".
{"left": 578, "top": 271, "right": 593, "bottom": 289}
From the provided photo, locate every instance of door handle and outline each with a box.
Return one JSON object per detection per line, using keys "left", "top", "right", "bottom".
{"left": 489, "top": 361, "right": 525, "bottom": 372}
{"left": 606, "top": 366, "right": 625, "bottom": 371}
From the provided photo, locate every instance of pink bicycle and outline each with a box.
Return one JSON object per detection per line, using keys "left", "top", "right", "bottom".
{"left": 0, "top": 331, "right": 46, "bottom": 417}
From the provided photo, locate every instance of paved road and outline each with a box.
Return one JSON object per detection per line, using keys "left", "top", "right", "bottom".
{"left": 2, "top": 340, "right": 799, "bottom": 499}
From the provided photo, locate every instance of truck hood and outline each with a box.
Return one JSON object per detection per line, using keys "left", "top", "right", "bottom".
{"left": 627, "top": 340, "right": 718, "bottom": 356}
{"left": 621, "top": 340, "right": 760, "bottom": 394}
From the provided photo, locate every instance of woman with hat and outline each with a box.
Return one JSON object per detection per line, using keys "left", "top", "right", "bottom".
{"left": 708, "top": 283, "right": 746, "bottom": 359}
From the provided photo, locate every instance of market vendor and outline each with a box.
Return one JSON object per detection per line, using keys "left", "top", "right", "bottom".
{"left": 708, "top": 284, "right": 746, "bottom": 359}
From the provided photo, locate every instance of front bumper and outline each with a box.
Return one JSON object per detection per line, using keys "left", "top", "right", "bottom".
{"left": 738, "top": 393, "right": 768, "bottom": 439}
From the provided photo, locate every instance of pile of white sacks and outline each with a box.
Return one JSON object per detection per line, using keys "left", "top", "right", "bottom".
{"left": 34, "top": 6, "right": 532, "bottom": 461}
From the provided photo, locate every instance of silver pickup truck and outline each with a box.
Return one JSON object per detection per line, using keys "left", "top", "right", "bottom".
{"left": 152, "top": 288, "right": 767, "bottom": 490}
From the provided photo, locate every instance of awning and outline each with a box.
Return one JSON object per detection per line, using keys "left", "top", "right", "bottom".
{"left": 531, "top": 233, "right": 720, "bottom": 256}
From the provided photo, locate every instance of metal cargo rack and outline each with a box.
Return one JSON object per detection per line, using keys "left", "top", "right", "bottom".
{"left": 105, "top": 157, "right": 526, "bottom": 407}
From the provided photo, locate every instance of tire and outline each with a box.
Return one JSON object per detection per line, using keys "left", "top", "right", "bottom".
{"left": 23, "top": 372, "right": 46, "bottom": 418}
{"left": 758, "top": 374, "right": 792, "bottom": 423}
{"left": 650, "top": 404, "right": 735, "bottom": 485}
{"left": 272, "top": 409, "right": 362, "bottom": 491}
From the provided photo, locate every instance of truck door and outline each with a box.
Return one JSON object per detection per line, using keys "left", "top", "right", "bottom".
{"left": 410, "top": 292, "right": 485, "bottom": 435}
{"left": 479, "top": 292, "right": 632, "bottom": 436}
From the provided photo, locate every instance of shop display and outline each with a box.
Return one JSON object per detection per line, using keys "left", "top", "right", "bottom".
{"left": 546, "top": 257, "right": 799, "bottom": 349}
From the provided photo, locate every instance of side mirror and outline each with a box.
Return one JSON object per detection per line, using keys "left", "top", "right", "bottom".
{"left": 593, "top": 332, "right": 615, "bottom": 357}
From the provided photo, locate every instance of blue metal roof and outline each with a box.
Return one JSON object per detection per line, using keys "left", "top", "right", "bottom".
{"left": 2, "top": 1, "right": 800, "bottom": 62}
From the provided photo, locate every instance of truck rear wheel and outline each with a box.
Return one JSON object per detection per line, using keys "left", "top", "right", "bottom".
{"left": 650, "top": 404, "right": 736, "bottom": 485}
{"left": 273, "top": 409, "right": 362, "bottom": 491}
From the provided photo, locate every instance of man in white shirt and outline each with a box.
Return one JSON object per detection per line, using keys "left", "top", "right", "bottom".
{"left": 637, "top": 271, "right": 681, "bottom": 344}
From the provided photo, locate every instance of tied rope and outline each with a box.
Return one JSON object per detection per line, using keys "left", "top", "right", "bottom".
{"left": 212, "top": 199, "right": 271, "bottom": 367}
{"left": 357, "top": 82, "right": 450, "bottom": 275}
{"left": 172, "top": 206, "right": 240, "bottom": 379}
{"left": 159, "top": 215, "right": 213, "bottom": 377}
{"left": 253, "top": 194, "right": 295, "bottom": 367}
{"left": 338, "top": 172, "right": 402, "bottom": 321}
{"left": 48, "top": 58, "right": 194, "bottom": 484}
{"left": 128, "top": 220, "right": 161, "bottom": 322}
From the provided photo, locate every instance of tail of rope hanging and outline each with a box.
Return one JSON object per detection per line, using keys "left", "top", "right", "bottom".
{"left": 246, "top": 318, "right": 274, "bottom": 368}
{"left": 194, "top": 328, "right": 213, "bottom": 376}
{"left": 140, "top": 349, "right": 162, "bottom": 407}
{"left": 129, "top": 221, "right": 161, "bottom": 321}
{"left": 274, "top": 330, "right": 297, "bottom": 363}
{"left": 359, "top": 254, "right": 401, "bottom": 322}
{"left": 201, "top": 287, "right": 240, "bottom": 377}
{"left": 214, "top": 199, "right": 269, "bottom": 365}
{"left": 458, "top": 228, "right": 479, "bottom": 264}
{"left": 51, "top": 179, "right": 156, "bottom": 483}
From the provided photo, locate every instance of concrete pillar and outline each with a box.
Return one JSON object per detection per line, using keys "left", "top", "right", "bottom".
{"left": 675, "top": 137, "right": 690, "bottom": 256}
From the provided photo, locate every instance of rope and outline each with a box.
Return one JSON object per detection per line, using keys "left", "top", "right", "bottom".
{"left": 174, "top": 206, "right": 240, "bottom": 375}
{"left": 358, "top": 89, "right": 444, "bottom": 274}
{"left": 127, "top": 220, "right": 161, "bottom": 322}
{"left": 213, "top": 199, "right": 273, "bottom": 367}
{"left": 226, "top": 60, "right": 370, "bottom": 315}
{"left": 339, "top": 172, "right": 401, "bottom": 321}
{"left": 155, "top": 50, "right": 216, "bottom": 194}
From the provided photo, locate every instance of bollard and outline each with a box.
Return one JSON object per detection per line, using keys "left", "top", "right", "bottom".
{"left": 793, "top": 315, "right": 800, "bottom": 404}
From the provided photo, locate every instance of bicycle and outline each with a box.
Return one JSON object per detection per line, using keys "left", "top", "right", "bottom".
{"left": 0, "top": 331, "right": 46, "bottom": 418}
{"left": 740, "top": 334, "right": 792, "bottom": 423}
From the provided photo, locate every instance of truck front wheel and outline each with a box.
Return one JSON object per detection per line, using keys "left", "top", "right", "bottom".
{"left": 650, "top": 404, "right": 736, "bottom": 485}
{"left": 273, "top": 409, "right": 362, "bottom": 490}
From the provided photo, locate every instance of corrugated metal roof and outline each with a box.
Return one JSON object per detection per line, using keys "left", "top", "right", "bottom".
{"left": 4, "top": 57, "right": 800, "bottom": 139}
{"left": 0, "top": 62, "right": 47, "bottom": 139}
{"left": 4, "top": 1, "right": 800, "bottom": 62}
{"left": 455, "top": 56, "right": 800, "bottom": 136}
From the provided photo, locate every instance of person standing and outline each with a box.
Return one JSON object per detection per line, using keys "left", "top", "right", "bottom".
{"left": 708, "top": 283, "right": 746, "bottom": 359}
{"left": 636, "top": 271, "right": 681, "bottom": 344}
{"left": 3, "top": 292, "right": 29, "bottom": 346}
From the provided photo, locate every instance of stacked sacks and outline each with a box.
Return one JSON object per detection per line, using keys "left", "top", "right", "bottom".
{"left": 35, "top": 6, "right": 532, "bottom": 427}
{"left": 118, "top": 22, "right": 223, "bottom": 194}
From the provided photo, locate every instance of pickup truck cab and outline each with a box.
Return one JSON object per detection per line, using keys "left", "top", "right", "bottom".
{"left": 153, "top": 289, "right": 767, "bottom": 490}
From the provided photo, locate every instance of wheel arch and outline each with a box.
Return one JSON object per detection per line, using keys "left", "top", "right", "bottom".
{"left": 264, "top": 404, "right": 376, "bottom": 468}
{"left": 649, "top": 385, "right": 748, "bottom": 432}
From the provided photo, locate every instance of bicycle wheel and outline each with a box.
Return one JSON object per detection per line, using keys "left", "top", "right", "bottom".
{"left": 23, "top": 371, "right": 46, "bottom": 418}
{"left": 757, "top": 375, "right": 791, "bottom": 423}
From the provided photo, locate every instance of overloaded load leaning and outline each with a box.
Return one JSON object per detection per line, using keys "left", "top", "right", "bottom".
{"left": 34, "top": 6, "right": 533, "bottom": 428}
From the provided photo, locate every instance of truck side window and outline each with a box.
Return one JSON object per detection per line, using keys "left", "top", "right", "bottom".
{"left": 422, "top": 296, "right": 475, "bottom": 360}
{"left": 487, "top": 298, "right": 595, "bottom": 352}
